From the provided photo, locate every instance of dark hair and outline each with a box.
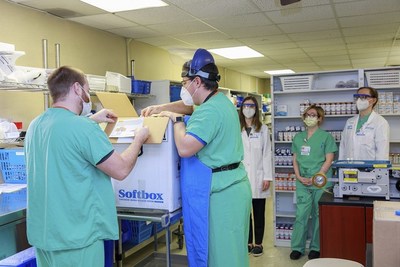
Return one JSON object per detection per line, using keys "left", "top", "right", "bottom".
{"left": 357, "top": 86, "right": 378, "bottom": 108}
{"left": 302, "top": 104, "right": 325, "bottom": 125}
{"left": 181, "top": 61, "right": 219, "bottom": 91}
{"left": 47, "top": 66, "right": 86, "bottom": 102}
{"left": 239, "top": 96, "right": 262, "bottom": 132}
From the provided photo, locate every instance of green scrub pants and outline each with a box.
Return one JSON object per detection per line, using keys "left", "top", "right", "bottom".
{"left": 291, "top": 187, "right": 324, "bottom": 254}
{"left": 35, "top": 239, "right": 104, "bottom": 267}
{"left": 208, "top": 179, "right": 252, "bottom": 267}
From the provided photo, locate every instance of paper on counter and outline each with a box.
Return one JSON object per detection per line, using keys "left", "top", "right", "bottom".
{"left": 109, "top": 117, "right": 143, "bottom": 138}
{"left": 0, "top": 183, "right": 27, "bottom": 194}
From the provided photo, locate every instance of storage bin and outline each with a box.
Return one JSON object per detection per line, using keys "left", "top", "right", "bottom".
{"left": 131, "top": 80, "right": 151, "bottom": 94}
{"left": 87, "top": 74, "right": 106, "bottom": 91}
{"left": 131, "top": 221, "right": 153, "bottom": 245}
{"left": 120, "top": 220, "right": 132, "bottom": 243}
{"left": 365, "top": 70, "right": 400, "bottom": 88}
{"left": 170, "top": 85, "right": 181, "bottom": 102}
{"left": 280, "top": 75, "right": 313, "bottom": 91}
{"left": 0, "top": 149, "right": 26, "bottom": 184}
{"left": 105, "top": 71, "right": 131, "bottom": 94}
{"left": 0, "top": 247, "right": 36, "bottom": 267}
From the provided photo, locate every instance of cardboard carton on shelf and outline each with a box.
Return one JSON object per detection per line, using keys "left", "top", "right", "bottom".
{"left": 373, "top": 200, "right": 400, "bottom": 267}
{"left": 96, "top": 92, "right": 181, "bottom": 212}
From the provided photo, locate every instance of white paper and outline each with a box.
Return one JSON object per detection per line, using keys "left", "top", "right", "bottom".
{"left": 109, "top": 118, "right": 143, "bottom": 138}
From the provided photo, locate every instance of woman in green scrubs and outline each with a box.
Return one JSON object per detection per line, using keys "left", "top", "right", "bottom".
{"left": 290, "top": 104, "right": 337, "bottom": 261}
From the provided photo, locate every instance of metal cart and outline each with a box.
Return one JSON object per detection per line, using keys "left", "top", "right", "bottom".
{"left": 116, "top": 208, "right": 185, "bottom": 267}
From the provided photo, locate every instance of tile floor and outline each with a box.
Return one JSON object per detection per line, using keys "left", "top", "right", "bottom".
{"left": 122, "top": 198, "right": 310, "bottom": 267}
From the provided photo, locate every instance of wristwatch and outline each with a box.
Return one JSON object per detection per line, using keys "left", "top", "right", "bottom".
{"left": 175, "top": 116, "right": 184, "bottom": 123}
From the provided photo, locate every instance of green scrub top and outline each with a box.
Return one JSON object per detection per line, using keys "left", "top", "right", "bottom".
{"left": 292, "top": 128, "right": 337, "bottom": 189}
{"left": 186, "top": 92, "right": 248, "bottom": 191}
{"left": 25, "top": 108, "right": 118, "bottom": 251}
{"left": 186, "top": 92, "right": 251, "bottom": 267}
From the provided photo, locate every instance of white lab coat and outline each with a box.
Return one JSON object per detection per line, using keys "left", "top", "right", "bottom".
{"left": 242, "top": 124, "right": 273, "bottom": 198}
{"left": 339, "top": 111, "right": 390, "bottom": 160}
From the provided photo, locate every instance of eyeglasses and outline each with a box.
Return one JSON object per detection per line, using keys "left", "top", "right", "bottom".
{"left": 181, "top": 79, "right": 191, "bottom": 86}
{"left": 242, "top": 103, "right": 256, "bottom": 109}
{"left": 305, "top": 113, "right": 318, "bottom": 118}
{"left": 353, "top": 94, "right": 372, "bottom": 100}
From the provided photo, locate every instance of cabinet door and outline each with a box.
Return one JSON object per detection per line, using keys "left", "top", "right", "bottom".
{"left": 319, "top": 205, "right": 366, "bottom": 265}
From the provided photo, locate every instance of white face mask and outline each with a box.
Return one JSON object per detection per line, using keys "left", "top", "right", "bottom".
{"left": 356, "top": 98, "right": 370, "bottom": 111}
{"left": 79, "top": 86, "right": 92, "bottom": 116}
{"left": 303, "top": 117, "right": 318, "bottom": 127}
{"left": 242, "top": 108, "right": 255, "bottom": 118}
{"left": 180, "top": 80, "right": 197, "bottom": 106}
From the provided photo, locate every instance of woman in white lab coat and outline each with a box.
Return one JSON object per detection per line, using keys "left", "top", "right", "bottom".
{"left": 239, "top": 96, "right": 273, "bottom": 257}
{"left": 339, "top": 86, "right": 390, "bottom": 160}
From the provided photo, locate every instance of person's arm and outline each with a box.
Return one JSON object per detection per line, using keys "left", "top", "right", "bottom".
{"left": 141, "top": 100, "right": 194, "bottom": 117}
{"left": 96, "top": 126, "right": 149, "bottom": 180}
{"left": 89, "top": 109, "right": 118, "bottom": 123}
{"left": 318, "top": 152, "right": 335, "bottom": 174}
{"left": 375, "top": 119, "right": 390, "bottom": 160}
{"left": 293, "top": 153, "right": 311, "bottom": 186}
{"left": 158, "top": 111, "right": 204, "bottom": 157}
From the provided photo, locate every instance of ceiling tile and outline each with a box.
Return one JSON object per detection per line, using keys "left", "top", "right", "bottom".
{"left": 146, "top": 20, "right": 215, "bottom": 35}
{"left": 335, "top": 0, "right": 400, "bottom": 17}
{"left": 288, "top": 30, "right": 342, "bottom": 41}
{"left": 116, "top": 5, "right": 194, "bottom": 26}
{"left": 204, "top": 13, "right": 272, "bottom": 30}
{"left": 251, "top": 0, "right": 330, "bottom": 12}
{"left": 68, "top": 14, "right": 137, "bottom": 30}
{"left": 339, "top": 12, "right": 400, "bottom": 27}
{"left": 278, "top": 19, "right": 339, "bottom": 34}
{"left": 265, "top": 5, "right": 334, "bottom": 24}
{"left": 106, "top": 26, "right": 159, "bottom": 39}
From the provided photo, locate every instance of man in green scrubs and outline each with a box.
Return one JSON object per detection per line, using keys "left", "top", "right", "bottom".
{"left": 290, "top": 105, "right": 337, "bottom": 260}
{"left": 25, "top": 66, "right": 149, "bottom": 267}
{"left": 143, "top": 49, "right": 252, "bottom": 267}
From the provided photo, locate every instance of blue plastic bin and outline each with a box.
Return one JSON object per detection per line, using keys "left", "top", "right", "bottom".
{"left": 120, "top": 220, "right": 132, "bottom": 243}
{"left": 142, "top": 81, "right": 151, "bottom": 94}
{"left": 170, "top": 85, "right": 181, "bottom": 102}
{"left": 131, "top": 80, "right": 151, "bottom": 94}
{"left": 131, "top": 80, "right": 144, "bottom": 94}
{"left": 0, "top": 247, "right": 36, "bottom": 267}
{"left": 0, "top": 149, "right": 26, "bottom": 184}
{"left": 131, "top": 221, "right": 153, "bottom": 245}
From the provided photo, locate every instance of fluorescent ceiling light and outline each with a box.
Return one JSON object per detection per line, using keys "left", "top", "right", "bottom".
{"left": 80, "top": 0, "right": 168, "bottom": 12}
{"left": 209, "top": 46, "right": 264, "bottom": 59}
{"left": 264, "top": 69, "right": 295, "bottom": 75}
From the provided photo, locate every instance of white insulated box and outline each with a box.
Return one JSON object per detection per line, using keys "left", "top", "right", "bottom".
{"left": 111, "top": 121, "right": 181, "bottom": 212}
{"left": 94, "top": 92, "right": 181, "bottom": 212}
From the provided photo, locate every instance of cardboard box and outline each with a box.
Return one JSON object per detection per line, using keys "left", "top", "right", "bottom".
{"left": 373, "top": 201, "right": 400, "bottom": 267}
{"left": 96, "top": 92, "right": 181, "bottom": 212}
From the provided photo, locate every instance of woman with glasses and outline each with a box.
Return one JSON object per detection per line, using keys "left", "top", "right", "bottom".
{"left": 290, "top": 104, "right": 337, "bottom": 261}
{"left": 339, "top": 86, "right": 390, "bottom": 160}
{"left": 238, "top": 96, "right": 272, "bottom": 257}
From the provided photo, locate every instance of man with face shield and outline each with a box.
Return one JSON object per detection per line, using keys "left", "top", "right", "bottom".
{"left": 25, "top": 66, "right": 149, "bottom": 267}
{"left": 290, "top": 105, "right": 337, "bottom": 261}
{"left": 339, "top": 86, "right": 390, "bottom": 160}
{"left": 142, "top": 49, "right": 252, "bottom": 267}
